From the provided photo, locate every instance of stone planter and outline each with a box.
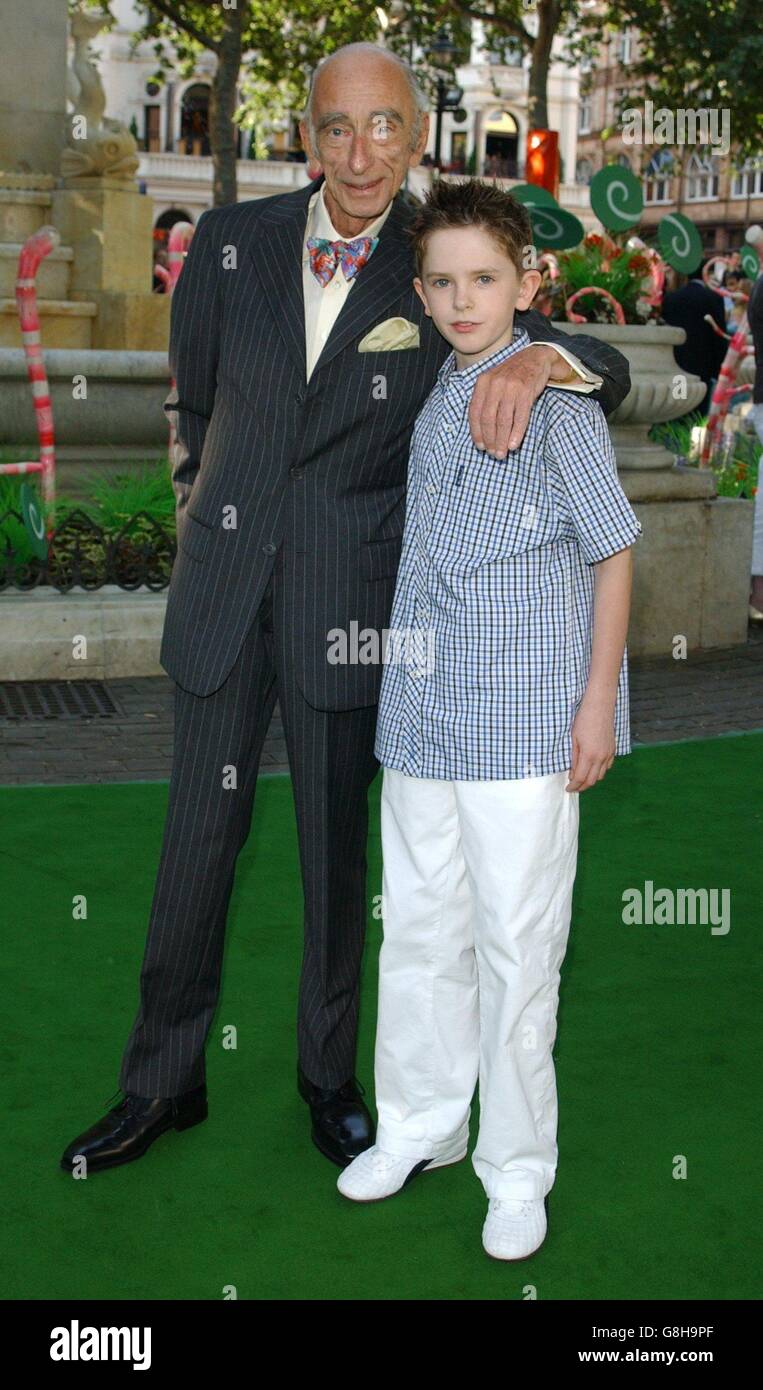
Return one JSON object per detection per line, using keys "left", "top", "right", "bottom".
{"left": 0, "top": 585, "right": 167, "bottom": 680}
{"left": 556, "top": 321, "right": 753, "bottom": 654}
{"left": 0, "top": 347, "right": 169, "bottom": 451}
{"left": 557, "top": 322, "right": 711, "bottom": 499}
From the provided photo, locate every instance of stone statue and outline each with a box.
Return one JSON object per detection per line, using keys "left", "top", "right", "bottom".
{"left": 62, "top": 3, "right": 140, "bottom": 182}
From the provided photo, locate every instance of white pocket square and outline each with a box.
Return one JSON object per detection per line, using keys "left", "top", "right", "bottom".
{"left": 358, "top": 317, "right": 420, "bottom": 352}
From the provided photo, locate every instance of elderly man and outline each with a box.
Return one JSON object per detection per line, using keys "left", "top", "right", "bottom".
{"left": 61, "top": 42, "right": 630, "bottom": 1176}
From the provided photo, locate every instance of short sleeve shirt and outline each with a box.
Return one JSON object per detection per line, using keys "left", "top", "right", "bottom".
{"left": 374, "top": 326, "right": 643, "bottom": 780}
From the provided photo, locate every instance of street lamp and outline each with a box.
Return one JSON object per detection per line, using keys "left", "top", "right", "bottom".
{"left": 426, "top": 27, "right": 462, "bottom": 176}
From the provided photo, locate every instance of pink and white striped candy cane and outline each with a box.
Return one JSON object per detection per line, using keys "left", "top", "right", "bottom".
{"left": 565, "top": 285, "right": 626, "bottom": 325}
{"left": 0, "top": 225, "right": 60, "bottom": 525}
{"left": 164, "top": 221, "right": 196, "bottom": 463}
{"left": 699, "top": 319, "right": 750, "bottom": 466}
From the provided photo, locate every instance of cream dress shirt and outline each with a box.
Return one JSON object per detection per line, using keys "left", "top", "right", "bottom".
{"left": 301, "top": 180, "right": 601, "bottom": 391}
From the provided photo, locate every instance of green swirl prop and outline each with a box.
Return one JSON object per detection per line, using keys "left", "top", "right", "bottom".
{"left": 529, "top": 205, "right": 585, "bottom": 251}
{"left": 589, "top": 166, "right": 643, "bottom": 231}
{"left": 657, "top": 213, "right": 703, "bottom": 273}
{"left": 740, "top": 245, "right": 760, "bottom": 279}
{"left": 510, "top": 184, "right": 559, "bottom": 209}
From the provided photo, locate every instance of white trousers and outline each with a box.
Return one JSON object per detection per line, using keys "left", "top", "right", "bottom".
{"left": 374, "top": 766, "right": 580, "bottom": 1200}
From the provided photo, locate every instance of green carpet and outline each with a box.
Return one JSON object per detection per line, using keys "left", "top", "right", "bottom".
{"left": 1, "top": 733, "right": 760, "bottom": 1301}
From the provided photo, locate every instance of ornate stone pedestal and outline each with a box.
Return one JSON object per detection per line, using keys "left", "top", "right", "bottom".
{"left": 50, "top": 178, "right": 169, "bottom": 351}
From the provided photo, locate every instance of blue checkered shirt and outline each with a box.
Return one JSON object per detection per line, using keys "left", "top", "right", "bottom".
{"left": 374, "top": 326, "right": 643, "bottom": 780}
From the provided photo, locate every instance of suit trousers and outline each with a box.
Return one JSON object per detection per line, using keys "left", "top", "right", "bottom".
{"left": 119, "top": 542, "right": 380, "bottom": 1097}
{"left": 374, "top": 766, "right": 580, "bottom": 1200}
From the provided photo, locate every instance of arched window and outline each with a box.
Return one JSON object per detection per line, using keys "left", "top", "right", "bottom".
{"left": 731, "top": 156, "right": 763, "bottom": 199}
{"left": 179, "top": 84, "right": 211, "bottom": 156}
{"left": 644, "top": 149, "right": 673, "bottom": 204}
{"left": 154, "top": 207, "right": 194, "bottom": 236}
{"left": 685, "top": 152, "right": 720, "bottom": 201}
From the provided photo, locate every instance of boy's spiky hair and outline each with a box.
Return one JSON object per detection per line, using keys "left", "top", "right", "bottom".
{"left": 407, "top": 178, "right": 533, "bottom": 280}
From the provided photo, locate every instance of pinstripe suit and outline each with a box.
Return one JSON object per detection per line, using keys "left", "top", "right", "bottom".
{"left": 119, "top": 172, "right": 631, "bottom": 1097}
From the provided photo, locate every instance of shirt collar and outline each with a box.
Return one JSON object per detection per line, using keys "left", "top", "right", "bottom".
{"left": 437, "top": 323, "right": 532, "bottom": 394}
{"left": 307, "top": 179, "right": 394, "bottom": 245}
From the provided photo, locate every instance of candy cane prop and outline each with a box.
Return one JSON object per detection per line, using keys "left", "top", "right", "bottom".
{"left": 164, "top": 221, "right": 195, "bottom": 464}
{"left": 699, "top": 319, "right": 751, "bottom": 465}
{"left": 565, "top": 285, "right": 626, "bottom": 325}
{"left": 0, "top": 225, "right": 60, "bottom": 523}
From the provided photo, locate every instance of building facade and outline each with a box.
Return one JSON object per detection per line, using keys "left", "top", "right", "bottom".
{"left": 90, "top": 2, "right": 593, "bottom": 230}
{"left": 574, "top": 25, "right": 763, "bottom": 255}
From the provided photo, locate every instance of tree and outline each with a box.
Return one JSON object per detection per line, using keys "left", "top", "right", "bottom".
{"left": 447, "top": 2, "right": 577, "bottom": 130}
{"left": 131, "top": 1, "right": 381, "bottom": 205}
{"left": 134, "top": 1, "right": 246, "bottom": 205}
{"left": 584, "top": 0, "right": 763, "bottom": 159}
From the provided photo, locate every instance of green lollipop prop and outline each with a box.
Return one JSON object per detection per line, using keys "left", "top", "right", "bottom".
{"left": 658, "top": 213, "right": 703, "bottom": 273}
{"left": 510, "top": 184, "right": 559, "bottom": 209}
{"left": 20, "top": 481, "right": 48, "bottom": 560}
{"left": 590, "top": 166, "right": 643, "bottom": 231}
{"left": 740, "top": 244, "right": 760, "bottom": 279}
{"left": 528, "top": 204, "right": 585, "bottom": 251}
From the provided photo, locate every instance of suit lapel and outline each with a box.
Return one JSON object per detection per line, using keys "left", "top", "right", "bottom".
{"left": 247, "top": 173, "right": 416, "bottom": 382}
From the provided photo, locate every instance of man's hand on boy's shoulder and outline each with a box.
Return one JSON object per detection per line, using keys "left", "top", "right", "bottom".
{"left": 468, "top": 344, "right": 582, "bottom": 458}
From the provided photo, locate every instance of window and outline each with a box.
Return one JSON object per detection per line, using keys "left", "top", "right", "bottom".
{"left": 685, "top": 152, "right": 720, "bottom": 201}
{"left": 487, "top": 39, "right": 524, "bottom": 67}
{"left": 731, "top": 157, "right": 763, "bottom": 198}
{"left": 617, "top": 30, "right": 633, "bottom": 65}
{"left": 644, "top": 150, "right": 674, "bottom": 204}
{"left": 609, "top": 86, "right": 629, "bottom": 126}
{"left": 615, "top": 152, "right": 631, "bottom": 171}
{"left": 578, "top": 97, "right": 592, "bottom": 134}
{"left": 576, "top": 157, "right": 594, "bottom": 185}
{"left": 144, "top": 104, "right": 161, "bottom": 153}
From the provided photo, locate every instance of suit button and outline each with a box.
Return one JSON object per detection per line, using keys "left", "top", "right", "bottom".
{"left": 262, "top": 543, "right": 277, "bottom": 555}
{"left": 289, "top": 465, "right": 305, "bottom": 478}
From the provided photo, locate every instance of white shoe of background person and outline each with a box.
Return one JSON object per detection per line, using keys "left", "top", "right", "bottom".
{"left": 482, "top": 1197, "right": 548, "bottom": 1261}
{"left": 337, "top": 1140, "right": 467, "bottom": 1202}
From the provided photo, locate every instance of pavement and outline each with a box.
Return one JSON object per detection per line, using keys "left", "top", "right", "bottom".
{"left": 1, "top": 625, "right": 762, "bottom": 786}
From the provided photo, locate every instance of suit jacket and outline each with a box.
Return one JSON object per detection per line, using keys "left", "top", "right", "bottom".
{"left": 160, "top": 173, "right": 631, "bottom": 708}
{"left": 661, "top": 278, "right": 727, "bottom": 386}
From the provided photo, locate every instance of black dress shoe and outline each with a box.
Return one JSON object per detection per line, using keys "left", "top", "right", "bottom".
{"left": 60, "top": 1084, "right": 208, "bottom": 1174}
{"left": 297, "top": 1064, "right": 375, "bottom": 1168}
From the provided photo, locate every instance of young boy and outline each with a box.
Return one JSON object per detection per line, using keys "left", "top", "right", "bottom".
{"left": 337, "top": 179, "right": 642, "bottom": 1260}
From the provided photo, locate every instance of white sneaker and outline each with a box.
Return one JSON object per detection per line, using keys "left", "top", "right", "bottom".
{"left": 482, "top": 1197, "right": 547, "bottom": 1260}
{"left": 337, "top": 1141, "right": 467, "bottom": 1202}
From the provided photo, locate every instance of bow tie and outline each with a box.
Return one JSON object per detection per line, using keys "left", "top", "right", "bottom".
{"left": 307, "top": 235, "right": 379, "bottom": 287}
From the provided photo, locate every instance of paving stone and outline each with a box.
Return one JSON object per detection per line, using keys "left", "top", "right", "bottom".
{"left": 1, "top": 626, "right": 762, "bottom": 784}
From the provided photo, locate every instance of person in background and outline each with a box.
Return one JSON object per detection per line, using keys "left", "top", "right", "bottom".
{"left": 661, "top": 263, "right": 728, "bottom": 415}
{"left": 729, "top": 278, "right": 753, "bottom": 334}
{"left": 722, "top": 271, "right": 741, "bottom": 330}
{"left": 152, "top": 247, "right": 169, "bottom": 293}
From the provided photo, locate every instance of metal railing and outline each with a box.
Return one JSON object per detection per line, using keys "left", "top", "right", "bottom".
{"left": 0, "top": 509, "right": 176, "bottom": 592}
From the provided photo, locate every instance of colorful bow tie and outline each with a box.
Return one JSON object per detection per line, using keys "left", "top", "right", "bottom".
{"left": 307, "top": 235, "right": 379, "bottom": 287}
